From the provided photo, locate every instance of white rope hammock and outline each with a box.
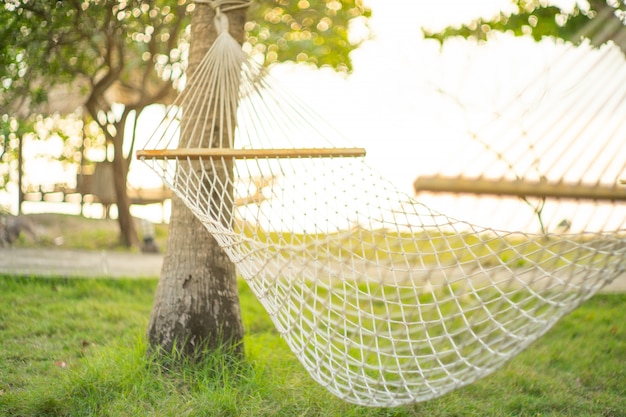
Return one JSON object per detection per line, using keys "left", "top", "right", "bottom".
{"left": 138, "top": 8, "right": 626, "bottom": 407}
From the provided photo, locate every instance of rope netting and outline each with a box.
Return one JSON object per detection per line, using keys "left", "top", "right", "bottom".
{"left": 138, "top": 11, "right": 626, "bottom": 407}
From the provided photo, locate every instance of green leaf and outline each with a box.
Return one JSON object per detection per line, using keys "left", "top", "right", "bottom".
{"left": 423, "top": 0, "right": 625, "bottom": 51}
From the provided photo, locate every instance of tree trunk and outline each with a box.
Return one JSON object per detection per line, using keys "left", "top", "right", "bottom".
{"left": 111, "top": 156, "right": 138, "bottom": 247}
{"left": 112, "top": 112, "right": 139, "bottom": 248}
{"left": 84, "top": 103, "right": 140, "bottom": 248}
{"left": 146, "top": 3, "right": 247, "bottom": 359}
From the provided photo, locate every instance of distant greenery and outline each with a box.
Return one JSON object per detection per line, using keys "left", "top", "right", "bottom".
{"left": 423, "top": 0, "right": 625, "bottom": 53}
{"left": 239, "top": 221, "right": 616, "bottom": 270}
{"left": 10, "top": 213, "right": 168, "bottom": 252}
{"left": 12, "top": 213, "right": 618, "bottom": 273}
{"left": 1, "top": 275, "right": 624, "bottom": 416}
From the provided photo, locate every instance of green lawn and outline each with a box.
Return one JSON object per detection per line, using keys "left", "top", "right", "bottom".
{"left": 0, "top": 275, "right": 624, "bottom": 416}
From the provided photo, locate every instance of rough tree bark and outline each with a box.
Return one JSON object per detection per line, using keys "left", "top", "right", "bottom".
{"left": 147, "top": 3, "right": 247, "bottom": 359}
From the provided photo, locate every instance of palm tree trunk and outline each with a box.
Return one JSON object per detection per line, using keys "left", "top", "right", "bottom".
{"left": 146, "top": 3, "right": 247, "bottom": 359}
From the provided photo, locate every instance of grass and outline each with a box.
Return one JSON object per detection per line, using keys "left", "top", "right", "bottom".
{"left": 0, "top": 275, "right": 625, "bottom": 416}
{"left": 13, "top": 213, "right": 619, "bottom": 273}
{"left": 238, "top": 221, "right": 621, "bottom": 272}
{"left": 10, "top": 213, "right": 169, "bottom": 251}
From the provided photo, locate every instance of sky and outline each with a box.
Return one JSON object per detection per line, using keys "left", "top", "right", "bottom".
{"left": 263, "top": 2, "right": 528, "bottom": 194}
{"left": 268, "top": 1, "right": 512, "bottom": 186}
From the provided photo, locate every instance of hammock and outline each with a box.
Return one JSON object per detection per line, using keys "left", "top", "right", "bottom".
{"left": 138, "top": 6, "right": 626, "bottom": 407}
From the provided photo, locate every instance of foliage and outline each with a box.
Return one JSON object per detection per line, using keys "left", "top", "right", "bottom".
{"left": 0, "top": 1, "right": 187, "bottom": 116}
{"left": 0, "top": 275, "right": 625, "bottom": 416}
{"left": 0, "top": 114, "right": 105, "bottom": 196}
{"left": 0, "top": 0, "right": 370, "bottom": 114}
{"left": 0, "top": 116, "right": 28, "bottom": 192}
{"left": 423, "top": 0, "right": 626, "bottom": 50}
{"left": 248, "top": 0, "right": 371, "bottom": 70}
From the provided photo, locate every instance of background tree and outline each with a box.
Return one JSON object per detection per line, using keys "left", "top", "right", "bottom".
{"left": 0, "top": 0, "right": 187, "bottom": 247}
{"left": 0, "top": 113, "right": 100, "bottom": 214}
{"left": 1, "top": 0, "right": 370, "bottom": 247}
{"left": 423, "top": 0, "right": 626, "bottom": 54}
{"left": 147, "top": 0, "right": 371, "bottom": 359}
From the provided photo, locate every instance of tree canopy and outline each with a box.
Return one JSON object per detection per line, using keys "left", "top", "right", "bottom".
{"left": 423, "top": 0, "right": 626, "bottom": 54}
{"left": 1, "top": 0, "right": 370, "bottom": 115}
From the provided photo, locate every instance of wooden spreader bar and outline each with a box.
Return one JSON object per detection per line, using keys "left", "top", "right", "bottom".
{"left": 137, "top": 148, "right": 366, "bottom": 160}
{"left": 414, "top": 175, "right": 626, "bottom": 202}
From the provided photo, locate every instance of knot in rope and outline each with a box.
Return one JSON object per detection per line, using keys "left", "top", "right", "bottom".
{"left": 214, "top": 9, "right": 229, "bottom": 34}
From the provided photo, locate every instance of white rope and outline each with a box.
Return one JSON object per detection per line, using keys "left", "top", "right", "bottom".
{"left": 139, "top": 28, "right": 626, "bottom": 407}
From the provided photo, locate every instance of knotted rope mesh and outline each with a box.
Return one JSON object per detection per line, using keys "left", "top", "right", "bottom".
{"left": 138, "top": 24, "right": 626, "bottom": 406}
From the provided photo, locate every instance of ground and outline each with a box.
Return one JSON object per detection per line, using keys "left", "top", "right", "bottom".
{"left": 5, "top": 212, "right": 168, "bottom": 251}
